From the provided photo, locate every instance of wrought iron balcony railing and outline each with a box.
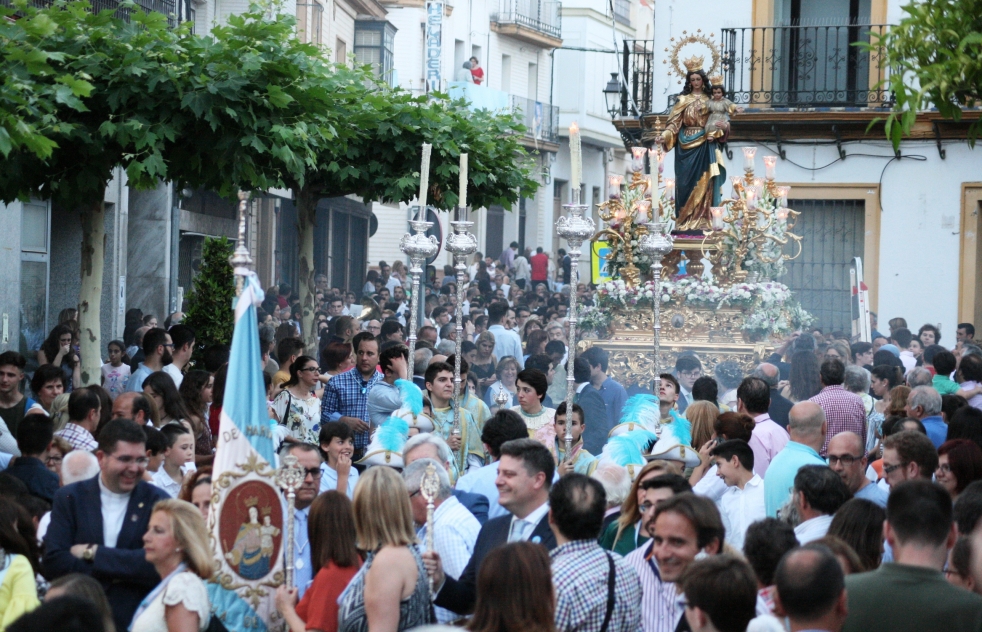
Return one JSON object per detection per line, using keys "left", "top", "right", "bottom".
{"left": 490, "top": 0, "right": 561, "bottom": 41}
{"left": 617, "top": 39, "right": 653, "bottom": 116}
{"left": 510, "top": 94, "right": 560, "bottom": 144}
{"left": 721, "top": 24, "right": 891, "bottom": 108}
{"left": 6, "top": 0, "right": 188, "bottom": 27}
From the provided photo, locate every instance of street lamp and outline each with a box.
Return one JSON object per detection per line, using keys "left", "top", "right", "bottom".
{"left": 603, "top": 72, "right": 623, "bottom": 118}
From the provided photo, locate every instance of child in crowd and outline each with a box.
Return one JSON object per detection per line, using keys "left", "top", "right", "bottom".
{"left": 553, "top": 402, "right": 597, "bottom": 476}
{"left": 143, "top": 426, "right": 166, "bottom": 477}
{"left": 150, "top": 423, "right": 195, "bottom": 498}
{"left": 101, "top": 340, "right": 130, "bottom": 400}
{"left": 318, "top": 422, "right": 359, "bottom": 499}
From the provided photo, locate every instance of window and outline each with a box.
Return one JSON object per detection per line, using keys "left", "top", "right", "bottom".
{"left": 20, "top": 202, "right": 50, "bottom": 358}
{"left": 354, "top": 20, "right": 397, "bottom": 86}
{"left": 296, "top": 1, "right": 323, "bottom": 46}
{"left": 336, "top": 38, "right": 347, "bottom": 64}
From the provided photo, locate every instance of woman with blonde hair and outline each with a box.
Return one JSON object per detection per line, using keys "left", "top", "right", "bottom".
{"left": 685, "top": 401, "right": 719, "bottom": 453}
{"left": 131, "top": 499, "right": 212, "bottom": 632}
{"left": 338, "top": 468, "right": 433, "bottom": 631}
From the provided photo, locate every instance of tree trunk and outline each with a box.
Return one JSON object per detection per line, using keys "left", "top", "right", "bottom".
{"left": 296, "top": 186, "right": 319, "bottom": 350}
{"left": 78, "top": 200, "right": 105, "bottom": 387}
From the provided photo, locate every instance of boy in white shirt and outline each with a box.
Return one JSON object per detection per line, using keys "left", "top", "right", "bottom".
{"left": 711, "top": 439, "right": 766, "bottom": 551}
{"left": 150, "top": 423, "right": 195, "bottom": 498}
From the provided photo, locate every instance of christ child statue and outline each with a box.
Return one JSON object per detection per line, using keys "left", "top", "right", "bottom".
{"left": 704, "top": 84, "right": 740, "bottom": 140}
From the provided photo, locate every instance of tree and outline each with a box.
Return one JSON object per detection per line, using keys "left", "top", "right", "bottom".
{"left": 183, "top": 237, "right": 235, "bottom": 363}
{"left": 871, "top": 0, "right": 982, "bottom": 146}
{"left": 0, "top": 1, "right": 190, "bottom": 385}
{"left": 174, "top": 8, "right": 538, "bottom": 348}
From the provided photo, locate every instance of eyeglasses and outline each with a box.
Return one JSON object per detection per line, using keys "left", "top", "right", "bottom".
{"left": 639, "top": 502, "right": 655, "bottom": 514}
{"left": 110, "top": 454, "right": 150, "bottom": 467}
{"left": 302, "top": 467, "right": 323, "bottom": 479}
{"left": 827, "top": 454, "right": 863, "bottom": 466}
{"left": 938, "top": 464, "right": 953, "bottom": 474}
{"left": 299, "top": 366, "right": 321, "bottom": 373}
{"left": 45, "top": 455, "right": 63, "bottom": 466}
{"left": 882, "top": 462, "right": 905, "bottom": 475}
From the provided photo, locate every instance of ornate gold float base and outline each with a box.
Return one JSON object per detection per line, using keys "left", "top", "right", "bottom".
{"left": 581, "top": 303, "right": 772, "bottom": 389}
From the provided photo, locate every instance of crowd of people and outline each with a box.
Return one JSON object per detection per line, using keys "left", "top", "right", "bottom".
{"left": 1, "top": 247, "right": 982, "bottom": 632}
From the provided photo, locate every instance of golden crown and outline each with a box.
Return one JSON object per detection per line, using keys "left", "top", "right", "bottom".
{"left": 683, "top": 55, "right": 705, "bottom": 73}
{"left": 260, "top": 505, "right": 272, "bottom": 516}
{"left": 244, "top": 496, "right": 259, "bottom": 508}
{"left": 709, "top": 75, "right": 723, "bottom": 86}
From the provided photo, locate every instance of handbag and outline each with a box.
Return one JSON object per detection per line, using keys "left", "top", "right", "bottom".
{"left": 600, "top": 552, "right": 616, "bottom": 632}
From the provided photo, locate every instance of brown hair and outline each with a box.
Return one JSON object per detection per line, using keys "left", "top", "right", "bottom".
{"left": 178, "top": 467, "right": 212, "bottom": 504}
{"left": 887, "top": 385, "right": 911, "bottom": 417}
{"left": 812, "top": 535, "right": 865, "bottom": 574}
{"left": 466, "top": 542, "right": 555, "bottom": 632}
{"left": 309, "top": 491, "right": 360, "bottom": 573}
{"left": 686, "top": 401, "right": 719, "bottom": 450}
{"left": 713, "top": 412, "right": 755, "bottom": 442}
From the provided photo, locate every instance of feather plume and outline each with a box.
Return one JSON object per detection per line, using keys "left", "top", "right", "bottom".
{"left": 371, "top": 416, "right": 410, "bottom": 453}
{"left": 395, "top": 378, "right": 423, "bottom": 416}
{"left": 664, "top": 409, "right": 692, "bottom": 447}
{"left": 599, "top": 429, "right": 657, "bottom": 467}
{"left": 617, "top": 394, "right": 661, "bottom": 433}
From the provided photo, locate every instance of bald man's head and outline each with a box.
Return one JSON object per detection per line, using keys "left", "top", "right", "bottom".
{"left": 788, "top": 401, "right": 826, "bottom": 447}
{"left": 752, "top": 363, "right": 780, "bottom": 388}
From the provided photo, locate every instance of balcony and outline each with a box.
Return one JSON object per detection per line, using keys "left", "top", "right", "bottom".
{"left": 490, "top": 0, "right": 562, "bottom": 48}
{"left": 448, "top": 83, "right": 560, "bottom": 151}
{"left": 721, "top": 24, "right": 890, "bottom": 109}
{"left": 5, "top": 0, "right": 191, "bottom": 27}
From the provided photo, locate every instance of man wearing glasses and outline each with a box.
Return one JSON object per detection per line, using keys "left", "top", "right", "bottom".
{"left": 278, "top": 443, "right": 323, "bottom": 598}
{"left": 43, "top": 418, "right": 170, "bottom": 632}
{"left": 674, "top": 355, "right": 702, "bottom": 415}
{"left": 827, "top": 431, "right": 888, "bottom": 507}
{"left": 126, "top": 328, "right": 173, "bottom": 393}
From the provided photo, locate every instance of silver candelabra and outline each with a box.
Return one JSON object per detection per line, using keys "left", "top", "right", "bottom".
{"left": 275, "top": 454, "right": 305, "bottom": 589}
{"left": 638, "top": 221, "right": 673, "bottom": 402}
{"left": 445, "top": 208, "right": 478, "bottom": 473}
{"left": 555, "top": 188, "right": 596, "bottom": 462}
{"left": 400, "top": 211, "right": 440, "bottom": 380}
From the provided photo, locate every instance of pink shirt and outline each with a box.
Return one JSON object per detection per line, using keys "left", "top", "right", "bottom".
{"left": 748, "top": 413, "right": 790, "bottom": 478}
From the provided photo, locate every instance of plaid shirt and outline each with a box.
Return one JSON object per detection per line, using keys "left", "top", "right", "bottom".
{"left": 552, "top": 539, "right": 643, "bottom": 632}
{"left": 320, "top": 369, "right": 383, "bottom": 450}
{"left": 809, "top": 385, "right": 867, "bottom": 456}
{"left": 54, "top": 422, "right": 98, "bottom": 452}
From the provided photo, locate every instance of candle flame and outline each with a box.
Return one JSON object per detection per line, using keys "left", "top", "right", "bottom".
{"left": 570, "top": 122, "right": 579, "bottom": 134}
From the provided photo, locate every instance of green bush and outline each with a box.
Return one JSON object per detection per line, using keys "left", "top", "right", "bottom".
{"left": 184, "top": 237, "right": 235, "bottom": 364}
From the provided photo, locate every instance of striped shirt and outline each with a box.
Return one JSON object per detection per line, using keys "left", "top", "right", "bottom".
{"left": 416, "top": 496, "right": 480, "bottom": 623}
{"left": 625, "top": 541, "right": 684, "bottom": 632}
{"left": 552, "top": 539, "right": 643, "bottom": 632}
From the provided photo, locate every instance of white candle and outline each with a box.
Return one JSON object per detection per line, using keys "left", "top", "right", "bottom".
{"left": 418, "top": 143, "right": 432, "bottom": 212}
{"left": 665, "top": 178, "right": 676, "bottom": 200}
{"left": 459, "top": 153, "right": 468, "bottom": 209}
{"left": 569, "top": 123, "right": 582, "bottom": 195}
{"left": 742, "top": 146, "right": 756, "bottom": 173}
{"left": 711, "top": 206, "right": 725, "bottom": 230}
{"left": 763, "top": 156, "right": 777, "bottom": 180}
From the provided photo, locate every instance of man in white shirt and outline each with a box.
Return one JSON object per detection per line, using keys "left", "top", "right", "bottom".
{"left": 43, "top": 418, "right": 170, "bottom": 632}
{"left": 455, "top": 409, "right": 532, "bottom": 520}
{"left": 280, "top": 443, "right": 323, "bottom": 598}
{"left": 710, "top": 439, "right": 766, "bottom": 551}
{"left": 162, "top": 324, "right": 195, "bottom": 388}
{"left": 405, "top": 458, "right": 480, "bottom": 624}
{"left": 487, "top": 301, "right": 524, "bottom": 369}
{"left": 792, "top": 464, "right": 851, "bottom": 544}
{"left": 892, "top": 328, "right": 917, "bottom": 374}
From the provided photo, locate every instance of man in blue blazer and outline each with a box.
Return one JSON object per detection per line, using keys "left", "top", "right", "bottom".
{"left": 44, "top": 418, "right": 170, "bottom": 632}
{"left": 425, "top": 438, "right": 557, "bottom": 615}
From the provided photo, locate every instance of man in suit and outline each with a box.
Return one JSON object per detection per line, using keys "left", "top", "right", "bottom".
{"left": 424, "top": 438, "right": 556, "bottom": 614}
{"left": 753, "top": 363, "right": 794, "bottom": 429}
{"left": 44, "top": 418, "right": 170, "bottom": 632}
{"left": 572, "top": 357, "right": 609, "bottom": 455}
{"left": 404, "top": 433, "right": 489, "bottom": 524}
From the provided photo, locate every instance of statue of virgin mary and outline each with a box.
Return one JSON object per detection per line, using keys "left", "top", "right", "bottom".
{"left": 661, "top": 60, "right": 730, "bottom": 232}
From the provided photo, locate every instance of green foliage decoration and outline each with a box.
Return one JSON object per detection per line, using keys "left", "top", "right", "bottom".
{"left": 183, "top": 237, "right": 236, "bottom": 363}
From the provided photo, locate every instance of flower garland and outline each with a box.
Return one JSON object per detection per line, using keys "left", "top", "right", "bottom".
{"left": 580, "top": 278, "right": 813, "bottom": 339}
